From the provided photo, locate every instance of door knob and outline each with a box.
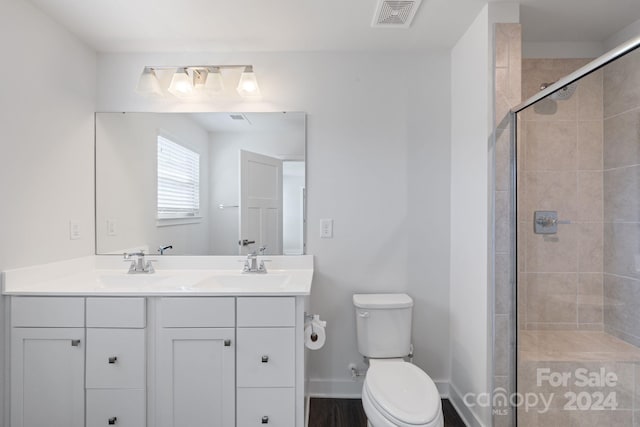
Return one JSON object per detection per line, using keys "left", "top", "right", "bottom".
{"left": 71, "top": 339, "right": 81, "bottom": 347}
{"left": 261, "top": 355, "right": 269, "bottom": 363}
{"left": 108, "top": 356, "right": 118, "bottom": 364}
{"left": 262, "top": 416, "right": 269, "bottom": 424}
{"left": 108, "top": 417, "right": 117, "bottom": 425}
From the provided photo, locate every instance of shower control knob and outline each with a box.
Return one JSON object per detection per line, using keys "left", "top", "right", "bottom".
{"left": 261, "top": 355, "right": 269, "bottom": 363}
{"left": 262, "top": 416, "right": 269, "bottom": 424}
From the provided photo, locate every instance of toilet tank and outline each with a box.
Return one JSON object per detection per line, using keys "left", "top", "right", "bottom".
{"left": 353, "top": 293, "right": 413, "bottom": 358}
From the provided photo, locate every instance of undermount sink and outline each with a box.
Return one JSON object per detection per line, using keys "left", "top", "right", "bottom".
{"left": 96, "top": 272, "right": 172, "bottom": 288}
{"left": 192, "top": 273, "right": 292, "bottom": 290}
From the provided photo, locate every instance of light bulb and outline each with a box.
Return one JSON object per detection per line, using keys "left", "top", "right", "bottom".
{"left": 168, "top": 68, "right": 193, "bottom": 97}
{"left": 236, "top": 66, "right": 261, "bottom": 98}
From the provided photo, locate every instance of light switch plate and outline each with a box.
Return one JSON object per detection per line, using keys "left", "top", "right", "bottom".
{"left": 107, "top": 219, "right": 117, "bottom": 236}
{"left": 69, "top": 221, "right": 81, "bottom": 240}
{"left": 320, "top": 219, "right": 333, "bottom": 239}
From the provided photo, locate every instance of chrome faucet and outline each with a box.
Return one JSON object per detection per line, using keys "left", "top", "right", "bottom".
{"left": 242, "top": 246, "right": 268, "bottom": 274}
{"left": 157, "top": 245, "right": 173, "bottom": 255}
{"left": 123, "top": 251, "right": 155, "bottom": 274}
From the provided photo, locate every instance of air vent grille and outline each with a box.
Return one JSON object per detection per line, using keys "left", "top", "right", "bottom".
{"left": 372, "top": 0, "right": 422, "bottom": 28}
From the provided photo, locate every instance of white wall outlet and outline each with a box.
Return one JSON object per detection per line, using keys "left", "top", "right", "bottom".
{"left": 320, "top": 218, "right": 333, "bottom": 238}
{"left": 107, "top": 219, "right": 117, "bottom": 236}
{"left": 69, "top": 221, "right": 81, "bottom": 240}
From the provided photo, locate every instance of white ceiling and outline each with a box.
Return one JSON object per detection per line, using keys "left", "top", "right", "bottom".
{"left": 27, "top": 0, "right": 640, "bottom": 52}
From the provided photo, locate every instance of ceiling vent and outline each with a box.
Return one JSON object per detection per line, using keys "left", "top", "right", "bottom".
{"left": 371, "top": 0, "right": 423, "bottom": 28}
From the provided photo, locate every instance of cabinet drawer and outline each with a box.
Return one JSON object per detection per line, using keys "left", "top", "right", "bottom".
{"left": 160, "top": 297, "right": 235, "bottom": 327}
{"left": 86, "top": 389, "right": 145, "bottom": 427}
{"left": 12, "top": 297, "right": 84, "bottom": 327}
{"left": 86, "top": 329, "right": 145, "bottom": 389}
{"left": 237, "top": 388, "right": 295, "bottom": 427}
{"left": 237, "top": 297, "right": 295, "bottom": 327}
{"left": 237, "top": 328, "right": 295, "bottom": 387}
{"left": 87, "top": 298, "right": 146, "bottom": 328}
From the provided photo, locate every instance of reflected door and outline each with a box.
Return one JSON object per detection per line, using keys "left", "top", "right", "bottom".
{"left": 239, "top": 150, "right": 283, "bottom": 255}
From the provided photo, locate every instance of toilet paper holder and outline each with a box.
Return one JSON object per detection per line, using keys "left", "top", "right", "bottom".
{"left": 304, "top": 312, "right": 326, "bottom": 343}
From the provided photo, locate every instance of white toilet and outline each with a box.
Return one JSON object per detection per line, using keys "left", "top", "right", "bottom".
{"left": 353, "top": 293, "right": 444, "bottom": 427}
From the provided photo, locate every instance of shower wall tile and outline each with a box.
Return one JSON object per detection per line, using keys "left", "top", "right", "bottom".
{"left": 526, "top": 227, "right": 578, "bottom": 273}
{"left": 495, "top": 253, "right": 512, "bottom": 315}
{"left": 495, "top": 128, "right": 511, "bottom": 191}
{"left": 604, "top": 166, "right": 640, "bottom": 222}
{"left": 524, "top": 121, "right": 577, "bottom": 171}
{"left": 524, "top": 171, "right": 577, "bottom": 219}
{"left": 604, "top": 49, "right": 640, "bottom": 118}
{"left": 603, "top": 110, "right": 640, "bottom": 169}
{"left": 577, "top": 69, "right": 604, "bottom": 120}
{"left": 577, "top": 171, "right": 603, "bottom": 221}
{"left": 603, "top": 222, "right": 640, "bottom": 280}
{"left": 526, "top": 273, "right": 577, "bottom": 323}
{"left": 577, "top": 222, "right": 603, "bottom": 272}
{"left": 493, "top": 24, "right": 521, "bottom": 425}
{"left": 577, "top": 120, "right": 603, "bottom": 170}
{"left": 495, "top": 314, "right": 510, "bottom": 376}
{"left": 578, "top": 272, "right": 603, "bottom": 296}
{"left": 496, "top": 190, "right": 510, "bottom": 253}
{"left": 578, "top": 300, "right": 603, "bottom": 324}
{"left": 604, "top": 274, "right": 640, "bottom": 347}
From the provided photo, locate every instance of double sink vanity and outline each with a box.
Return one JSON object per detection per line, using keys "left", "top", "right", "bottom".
{"left": 2, "top": 254, "right": 313, "bottom": 427}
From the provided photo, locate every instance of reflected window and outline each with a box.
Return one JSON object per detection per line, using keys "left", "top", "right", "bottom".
{"left": 157, "top": 134, "right": 200, "bottom": 219}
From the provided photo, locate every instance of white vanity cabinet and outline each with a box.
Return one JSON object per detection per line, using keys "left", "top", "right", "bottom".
{"left": 10, "top": 296, "right": 147, "bottom": 427}
{"left": 156, "top": 297, "right": 236, "bottom": 427}
{"left": 85, "top": 298, "right": 146, "bottom": 427}
{"left": 8, "top": 294, "right": 307, "bottom": 427}
{"left": 10, "top": 297, "right": 85, "bottom": 427}
{"left": 237, "top": 297, "right": 297, "bottom": 427}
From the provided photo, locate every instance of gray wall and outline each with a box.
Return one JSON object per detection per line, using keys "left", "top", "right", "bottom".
{"left": 603, "top": 47, "right": 640, "bottom": 346}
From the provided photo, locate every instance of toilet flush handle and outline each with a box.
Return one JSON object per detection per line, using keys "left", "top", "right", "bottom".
{"left": 357, "top": 311, "right": 369, "bottom": 318}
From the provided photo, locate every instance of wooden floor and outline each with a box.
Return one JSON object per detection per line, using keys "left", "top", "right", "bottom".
{"left": 309, "top": 398, "right": 466, "bottom": 427}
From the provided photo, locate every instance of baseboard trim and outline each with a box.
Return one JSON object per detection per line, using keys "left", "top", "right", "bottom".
{"left": 308, "top": 378, "right": 451, "bottom": 399}
{"left": 448, "top": 383, "right": 487, "bottom": 427}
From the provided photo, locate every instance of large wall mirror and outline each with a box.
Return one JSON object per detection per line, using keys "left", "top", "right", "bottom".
{"left": 96, "top": 112, "right": 306, "bottom": 256}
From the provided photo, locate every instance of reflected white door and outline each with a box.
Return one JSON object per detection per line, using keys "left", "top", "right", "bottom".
{"left": 239, "top": 150, "right": 283, "bottom": 255}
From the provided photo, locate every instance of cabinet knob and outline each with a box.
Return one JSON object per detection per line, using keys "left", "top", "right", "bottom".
{"left": 108, "top": 356, "right": 118, "bottom": 364}
{"left": 71, "top": 339, "right": 81, "bottom": 347}
{"left": 108, "top": 416, "right": 117, "bottom": 425}
{"left": 224, "top": 339, "right": 231, "bottom": 347}
{"left": 261, "top": 415, "right": 269, "bottom": 424}
{"left": 261, "top": 355, "right": 269, "bottom": 363}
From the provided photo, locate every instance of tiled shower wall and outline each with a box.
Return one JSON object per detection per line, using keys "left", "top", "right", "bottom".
{"left": 493, "top": 23, "right": 521, "bottom": 427}
{"left": 519, "top": 59, "right": 604, "bottom": 332}
{"left": 603, "top": 48, "right": 640, "bottom": 347}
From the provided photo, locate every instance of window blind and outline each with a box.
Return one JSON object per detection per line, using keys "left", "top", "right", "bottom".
{"left": 157, "top": 135, "right": 200, "bottom": 218}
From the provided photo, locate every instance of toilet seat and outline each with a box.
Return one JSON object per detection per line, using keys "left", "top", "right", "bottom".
{"left": 363, "top": 359, "right": 443, "bottom": 427}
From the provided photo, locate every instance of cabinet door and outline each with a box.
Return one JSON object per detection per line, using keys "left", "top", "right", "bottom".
{"left": 11, "top": 328, "right": 84, "bottom": 427}
{"left": 157, "top": 328, "right": 235, "bottom": 427}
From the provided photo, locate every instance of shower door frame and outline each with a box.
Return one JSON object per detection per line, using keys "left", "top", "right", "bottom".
{"left": 507, "top": 35, "right": 640, "bottom": 427}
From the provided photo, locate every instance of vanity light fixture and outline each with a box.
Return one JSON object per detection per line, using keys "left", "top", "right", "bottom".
{"left": 236, "top": 66, "right": 261, "bottom": 98}
{"left": 136, "top": 65, "right": 260, "bottom": 99}
{"left": 135, "top": 67, "right": 163, "bottom": 96}
{"left": 168, "top": 68, "right": 194, "bottom": 97}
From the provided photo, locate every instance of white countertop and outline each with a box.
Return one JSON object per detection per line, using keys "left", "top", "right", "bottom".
{"left": 2, "top": 255, "right": 313, "bottom": 296}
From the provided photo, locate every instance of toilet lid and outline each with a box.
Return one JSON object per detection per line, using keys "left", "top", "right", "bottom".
{"left": 365, "top": 362, "right": 440, "bottom": 426}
